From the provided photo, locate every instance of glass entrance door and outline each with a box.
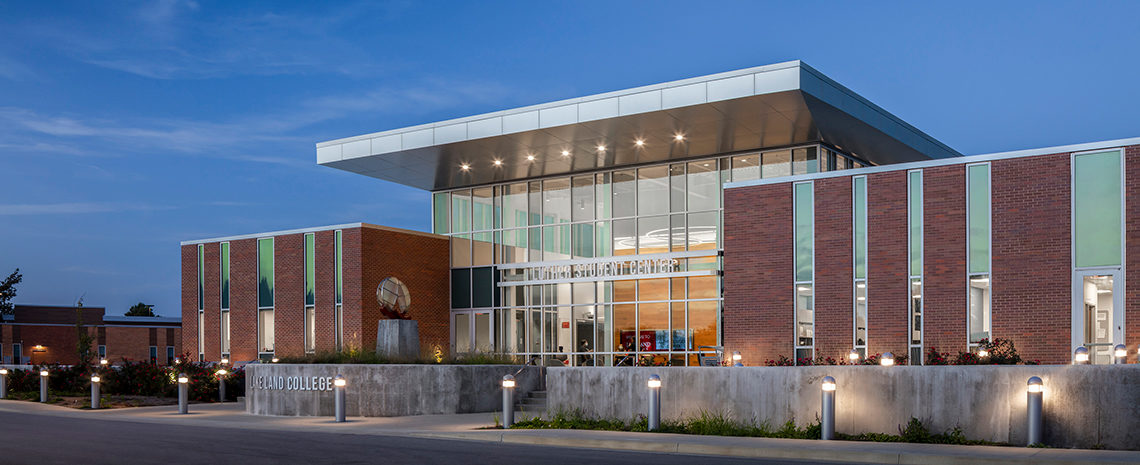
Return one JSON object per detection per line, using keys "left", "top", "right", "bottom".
{"left": 1073, "top": 270, "right": 1124, "bottom": 364}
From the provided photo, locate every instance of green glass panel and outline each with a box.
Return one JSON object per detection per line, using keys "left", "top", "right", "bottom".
{"left": 451, "top": 190, "right": 471, "bottom": 233}
{"left": 1074, "top": 150, "right": 1123, "bottom": 267}
{"left": 432, "top": 193, "right": 449, "bottom": 234}
{"left": 967, "top": 165, "right": 990, "bottom": 274}
{"left": 220, "top": 242, "right": 230, "bottom": 309}
{"left": 909, "top": 171, "right": 923, "bottom": 277}
{"left": 595, "top": 221, "right": 611, "bottom": 257}
{"left": 335, "top": 230, "right": 343, "bottom": 304}
{"left": 794, "top": 183, "right": 813, "bottom": 282}
{"left": 258, "top": 238, "right": 274, "bottom": 308}
{"left": 853, "top": 177, "right": 867, "bottom": 279}
{"left": 304, "top": 234, "right": 315, "bottom": 306}
{"left": 197, "top": 245, "right": 204, "bottom": 310}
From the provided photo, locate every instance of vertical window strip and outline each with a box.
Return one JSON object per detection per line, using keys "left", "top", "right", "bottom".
{"left": 257, "top": 238, "right": 274, "bottom": 308}
{"left": 793, "top": 182, "right": 814, "bottom": 363}
{"left": 196, "top": 245, "right": 204, "bottom": 311}
{"left": 1073, "top": 149, "right": 1124, "bottom": 268}
{"left": 908, "top": 171, "right": 923, "bottom": 364}
{"left": 966, "top": 164, "right": 991, "bottom": 345}
{"left": 220, "top": 242, "right": 230, "bottom": 310}
{"left": 335, "top": 230, "right": 343, "bottom": 305}
{"left": 304, "top": 233, "right": 315, "bottom": 307}
{"left": 852, "top": 176, "right": 868, "bottom": 355}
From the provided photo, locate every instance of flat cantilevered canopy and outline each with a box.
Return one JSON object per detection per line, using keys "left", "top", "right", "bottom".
{"left": 317, "top": 61, "right": 959, "bottom": 191}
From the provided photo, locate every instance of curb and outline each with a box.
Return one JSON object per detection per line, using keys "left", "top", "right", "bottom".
{"left": 410, "top": 430, "right": 1140, "bottom": 465}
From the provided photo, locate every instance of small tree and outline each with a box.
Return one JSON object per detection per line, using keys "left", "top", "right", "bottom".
{"left": 75, "top": 298, "right": 94, "bottom": 366}
{"left": 125, "top": 302, "right": 156, "bottom": 317}
{"left": 0, "top": 268, "right": 22, "bottom": 316}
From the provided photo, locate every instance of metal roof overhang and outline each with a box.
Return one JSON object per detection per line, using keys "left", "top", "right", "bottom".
{"left": 317, "top": 61, "right": 959, "bottom": 191}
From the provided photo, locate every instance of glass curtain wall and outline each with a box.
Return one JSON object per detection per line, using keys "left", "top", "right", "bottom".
{"left": 966, "top": 164, "right": 991, "bottom": 347}
{"left": 908, "top": 171, "right": 923, "bottom": 364}
{"left": 439, "top": 144, "right": 861, "bottom": 365}
{"left": 852, "top": 176, "right": 868, "bottom": 358}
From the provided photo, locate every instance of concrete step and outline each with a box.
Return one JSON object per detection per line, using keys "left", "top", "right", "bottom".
{"left": 527, "top": 390, "right": 547, "bottom": 399}
{"left": 519, "top": 403, "right": 546, "bottom": 413}
{"left": 520, "top": 398, "right": 546, "bottom": 405}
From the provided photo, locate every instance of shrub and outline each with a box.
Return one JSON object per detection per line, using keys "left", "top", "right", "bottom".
{"left": 277, "top": 349, "right": 520, "bottom": 365}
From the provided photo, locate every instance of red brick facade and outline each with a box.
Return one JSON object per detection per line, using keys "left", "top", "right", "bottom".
{"left": 181, "top": 224, "right": 450, "bottom": 362}
{"left": 1, "top": 305, "right": 180, "bottom": 365}
{"left": 725, "top": 144, "right": 1140, "bottom": 365}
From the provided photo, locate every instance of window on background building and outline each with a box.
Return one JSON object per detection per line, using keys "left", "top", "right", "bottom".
{"left": 258, "top": 237, "right": 275, "bottom": 354}
{"left": 852, "top": 176, "right": 868, "bottom": 357}
{"left": 793, "top": 182, "right": 814, "bottom": 363}
{"left": 220, "top": 242, "right": 230, "bottom": 310}
{"left": 967, "top": 164, "right": 991, "bottom": 346}
{"left": 166, "top": 346, "right": 174, "bottom": 362}
{"left": 149, "top": 346, "right": 157, "bottom": 363}
{"left": 908, "top": 170, "right": 924, "bottom": 364}
{"left": 97, "top": 345, "right": 106, "bottom": 359}
{"left": 334, "top": 230, "right": 343, "bottom": 351}
{"left": 11, "top": 344, "right": 20, "bottom": 364}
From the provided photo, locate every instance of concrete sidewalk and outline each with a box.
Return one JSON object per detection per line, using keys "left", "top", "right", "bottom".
{"left": 2, "top": 400, "right": 1137, "bottom": 465}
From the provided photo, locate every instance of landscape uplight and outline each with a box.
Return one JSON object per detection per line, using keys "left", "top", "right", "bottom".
{"left": 820, "top": 376, "right": 836, "bottom": 440}
{"left": 848, "top": 349, "right": 860, "bottom": 363}
{"left": 880, "top": 352, "right": 895, "bottom": 367}
{"left": 1113, "top": 344, "right": 1127, "bottom": 364}
{"left": 271, "top": 357, "right": 280, "bottom": 363}
{"left": 732, "top": 351, "right": 743, "bottom": 367}
{"left": 220, "top": 358, "right": 229, "bottom": 365}
{"left": 1073, "top": 346, "right": 1089, "bottom": 365}
{"left": 99, "top": 359, "right": 108, "bottom": 366}
{"left": 977, "top": 348, "right": 989, "bottom": 358}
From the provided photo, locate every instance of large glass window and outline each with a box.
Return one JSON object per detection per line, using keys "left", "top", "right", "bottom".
{"left": 472, "top": 187, "right": 493, "bottom": 231}
{"left": 257, "top": 238, "right": 273, "bottom": 308}
{"left": 793, "top": 182, "right": 814, "bottom": 362}
{"left": 966, "top": 164, "right": 990, "bottom": 345}
{"left": 731, "top": 154, "right": 760, "bottom": 183}
{"left": 220, "top": 310, "right": 230, "bottom": 355}
{"left": 908, "top": 170, "right": 923, "bottom": 364}
{"left": 638, "top": 166, "right": 669, "bottom": 216}
{"left": 502, "top": 183, "right": 528, "bottom": 229}
{"left": 612, "top": 170, "right": 636, "bottom": 218}
{"left": 852, "top": 176, "right": 867, "bottom": 354}
{"left": 451, "top": 189, "right": 471, "bottom": 233}
{"left": 763, "top": 149, "right": 792, "bottom": 178}
{"left": 687, "top": 160, "right": 719, "bottom": 211}
{"left": 791, "top": 147, "right": 818, "bottom": 175}
{"left": 220, "top": 242, "right": 230, "bottom": 310}
{"left": 571, "top": 176, "right": 594, "bottom": 222}
{"left": 1073, "top": 150, "right": 1123, "bottom": 267}
{"left": 542, "top": 178, "right": 571, "bottom": 224}
{"left": 433, "top": 192, "right": 449, "bottom": 234}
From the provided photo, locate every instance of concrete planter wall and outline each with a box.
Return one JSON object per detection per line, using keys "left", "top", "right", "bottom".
{"left": 246, "top": 364, "right": 540, "bottom": 417}
{"left": 547, "top": 365, "right": 1140, "bottom": 450}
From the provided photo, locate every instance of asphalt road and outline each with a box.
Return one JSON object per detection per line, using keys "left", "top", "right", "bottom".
{"left": 0, "top": 411, "right": 860, "bottom": 465}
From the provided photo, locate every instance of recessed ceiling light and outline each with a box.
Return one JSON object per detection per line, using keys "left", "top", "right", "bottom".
{"left": 595, "top": 144, "right": 606, "bottom": 152}
{"left": 674, "top": 133, "right": 685, "bottom": 142}
{"left": 460, "top": 163, "right": 470, "bottom": 171}
{"left": 634, "top": 139, "right": 645, "bottom": 147}
{"left": 561, "top": 150, "right": 570, "bottom": 157}
{"left": 526, "top": 154, "right": 536, "bottom": 161}
{"left": 493, "top": 159, "right": 502, "bottom": 166}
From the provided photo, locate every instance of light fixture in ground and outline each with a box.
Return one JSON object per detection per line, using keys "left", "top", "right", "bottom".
{"left": 595, "top": 144, "right": 605, "bottom": 153}
{"left": 977, "top": 348, "right": 989, "bottom": 358}
{"left": 561, "top": 150, "right": 570, "bottom": 157}
{"left": 526, "top": 154, "right": 536, "bottom": 161}
{"left": 460, "top": 163, "right": 471, "bottom": 171}
{"left": 634, "top": 139, "right": 645, "bottom": 147}
{"left": 848, "top": 349, "right": 860, "bottom": 362}
{"left": 674, "top": 133, "right": 685, "bottom": 142}
{"left": 493, "top": 159, "right": 502, "bottom": 167}
{"left": 880, "top": 352, "right": 895, "bottom": 366}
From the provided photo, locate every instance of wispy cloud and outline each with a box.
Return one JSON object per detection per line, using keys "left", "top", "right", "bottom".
{"left": 0, "top": 54, "right": 35, "bottom": 81}
{"left": 0, "top": 202, "right": 175, "bottom": 216}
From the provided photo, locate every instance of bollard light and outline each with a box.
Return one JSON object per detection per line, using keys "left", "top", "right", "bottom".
{"left": 848, "top": 349, "right": 860, "bottom": 363}
{"left": 333, "top": 374, "right": 347, "bottom": 422}
{"left": 177, "top": 372, "right": 189, "bottom": 414}
{"left": 99, "top": 359, "right": 108, "bottom": 366}
{"left": 820, "top": 376, "right": 836, "bottom": 440}
{"left": 271, "top": 357, "right": 280, "bottom": 363}
{"left": 732, "top": 351, "right": 743, "bottom": 367}
{"left": 880, "top": 352, "right": 895, "bottom": 367}
{"left": 220, "top": 358, "right": 229, "bottom": 365}
{"left": 0, "top": 368, "right": 7, "bottom": 399}
{"left": 501, "top": 374, "right": 516, "bottom": 428}
{"left": 647, "top": 374, "right": 662, "bottom": 431}
{"left": 174, "top": 357, "right": 181, "bottom": 365}
{"left": 40, "top": 369, "right": 49, "bottom": 403}
{"left": 90, "top": 375, "right": 101, "bottom": 410}
{"left": 977, "top": 348, "right": 989, "bottom": 359}
{"left": 216, "top": 369, "right": 228, "bottom": 403}
{"left": 1114, "top": 344, "right": 1127, "bottom": 364}
{"left": 1026, "top": 376, "right": 1044, "bottom": 446}
{"left": 1073, "top": 346, "right": 1089, "bottom": 365}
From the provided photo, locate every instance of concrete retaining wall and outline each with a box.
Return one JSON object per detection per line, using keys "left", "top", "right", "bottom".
{"left": 246, "top": 364, "right": 540, "bottom": 417}
{"left": 547, "top": 365, "right": 1140, "bottom": 450}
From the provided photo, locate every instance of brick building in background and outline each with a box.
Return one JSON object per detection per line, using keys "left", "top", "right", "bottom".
{"left": 1, "top": 304, "right": 181, "bottom": 365}
{"left": 725, "top": 142, "right": 1140, "bottom": 366}
{"left": 180, "top": 223, "right": 449, "bottom": 362}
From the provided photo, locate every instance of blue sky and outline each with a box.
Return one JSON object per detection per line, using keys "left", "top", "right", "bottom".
{"left": 1, "top": 1, "right": 1138, "bottom": 317}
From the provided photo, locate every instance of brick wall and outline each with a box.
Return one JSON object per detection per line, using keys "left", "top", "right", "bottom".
{"left": 991, "top": 154, "right": 1071, "bottom": 364}
{"left": 814, "top": 176, "right": 853, "bottom": 361}
{"left": 203, "top": 243, "right": 221, "bottom": 360}
{"left": 1126, "top": 146, "right": 1140, "bottom": 364}
{"left": 229, "top": 238, "right": 258, "bottom": 361}
{"left": 314, "top": 230, "right": 337, "bottom": 353}
{"left": 724, "top": 182, "right": 793, "bottom": 365}
{"left": 867, "top": 170, "right": 909, "bottom": 360}
{"left": 274, "top": 234, "right": 305, "bottom": 357}
{"left": 922, "top": 164, "right": 967, "bottom": 356}
{"left": 360, "top": 228, "right": 450, "bottom": 357}
{"left": 180, "top": 244, "right": 197, "bottom": 359}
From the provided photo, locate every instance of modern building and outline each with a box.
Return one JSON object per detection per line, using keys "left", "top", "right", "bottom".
{"left": 180, "top": 224, "right": 450, "bottom": 362}
{"left": 182, "top": 60, "right": 1139, "bottom": 366}
{"left": 1, "top": 304, "right": 181, "bottom": 365}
